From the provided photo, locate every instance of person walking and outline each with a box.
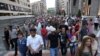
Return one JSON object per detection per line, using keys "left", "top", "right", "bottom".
{"left": 17, "top": 31, "right": 27, "bottom": 56}
{"left": 9, "top": 26, "right": 18, "bottom": 56}
{"left": 88, "top": 19, "right": 94, "bottom": 34}
{"left": 4, "top": 27, "right": 10, "bottom": 50}
{"left": 47, "top": 27, "right": 60, "bottom": 56}
{"left": 59, "top": 27, "right": 68, "bottom": 56}
{"left": 27, "top": 28, "right": 43, "bottom": 56}
{"left": 68, "top": 27, "right": 77, "bottom": 56}
{"left": 41, "top": 25, "right": 48, "bottom": 49}
{"left": 94, "top": 16, "right": 99, "bottom": 30}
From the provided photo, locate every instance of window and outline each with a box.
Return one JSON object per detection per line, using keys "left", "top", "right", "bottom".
{"left": 88, "top": 0, "right": 91, "bottom": 5}
{"left": 9, "top": 5, "right": 16, "bottom": 11}
{"left": 73, "top": 0, "right": 77, "bottom": 6}
{"left": 0, "top": 2, "right": 9, "bottom": 10}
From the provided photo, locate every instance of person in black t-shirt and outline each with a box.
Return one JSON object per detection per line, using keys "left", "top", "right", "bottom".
{"left": 47, "top": 27, "right": 60, "bottom": 56}
{"left": 59, "top": 27, "right": 68, "bottom": 56}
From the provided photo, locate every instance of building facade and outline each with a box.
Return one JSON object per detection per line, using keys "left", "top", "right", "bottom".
{"left": 31, "top": 1, "right": 41, "bottom": 15}
{"left": 55, "top": 0, "right": 67, "bottom": 15}
{"left": 66, "top": 0, "right": 100, "bottom": 16}
{"left": 31, "top": 0, "right": 47, "bottom": 16}
{"left": 0, "top": 0, "right": 31, "bottom": 16}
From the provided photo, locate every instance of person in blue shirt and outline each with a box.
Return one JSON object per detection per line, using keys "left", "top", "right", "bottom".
{"left": 17, "top": 31, "right": 27, "bottom": 56}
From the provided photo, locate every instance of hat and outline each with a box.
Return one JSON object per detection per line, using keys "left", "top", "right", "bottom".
{"left": 83, "top": 35, "right": 90, "bottom": 39}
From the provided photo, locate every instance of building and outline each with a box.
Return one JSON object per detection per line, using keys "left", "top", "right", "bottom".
{"left": 65, "top": 0, "right": 100, "bottom": 16}
{"left": 55, "top": 0, "right": 67, "bottom": 15}
{"left": 41, "top": 0, "right": 47, "bottom": 15}
{"left": 66, "top": 0, "right": 81, "bottom": 15}
{"left": 31, "top": 1, "right": 41, "bottom": 15}
{"left": 81, "top": 0, "right": 100, "bottom": 16}
{"left": 0, "top": 0, "right": 31, "bottom": 16}
{"left": 31, "top": 0, "right": 47, "bottom": 16}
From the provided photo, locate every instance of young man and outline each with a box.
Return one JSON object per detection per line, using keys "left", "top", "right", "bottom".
{"left": 59, "top": 27, "right": 68, "bottom": 56}
{"left": 47, "top": 27, "right": 60, "bottom": 56}
{"left": 27, "top": 28, "right": 43, "bottom": 56}
{"left": 9, "top": 26, "right": 18, "bottom": 56}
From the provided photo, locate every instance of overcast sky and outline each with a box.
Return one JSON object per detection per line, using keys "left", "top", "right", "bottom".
{"left": 30, "top": 0, "right": 55, "bottom": 9}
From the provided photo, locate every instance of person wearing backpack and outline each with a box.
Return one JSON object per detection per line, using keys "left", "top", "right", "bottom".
{"left": 41, "top": 25, "right": 48, "bottom": 49}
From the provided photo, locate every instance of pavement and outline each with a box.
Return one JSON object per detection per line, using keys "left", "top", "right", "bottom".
{"left": 4, "top": 49, "right": 71, "bottom": 56}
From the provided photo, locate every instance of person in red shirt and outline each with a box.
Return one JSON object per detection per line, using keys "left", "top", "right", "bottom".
{"left": 41, "top": 25, "right": 48, "bottom": 49}
{"left": 75, "top": 20, "right": 81, "bottom": 41}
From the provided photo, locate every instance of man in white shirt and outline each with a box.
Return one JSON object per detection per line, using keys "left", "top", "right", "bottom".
{"left": 27, "top": 28, "right": 43, "bottom": 56}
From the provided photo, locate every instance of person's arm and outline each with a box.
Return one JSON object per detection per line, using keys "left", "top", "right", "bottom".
{"left": 58, "top": 38, "right": 60, "bottom": 48}
{"left": 36, "top": 36, "right": 44, "bottom": 52}
{"left": 47, "top": 35, "right": 50, "bottom": 49}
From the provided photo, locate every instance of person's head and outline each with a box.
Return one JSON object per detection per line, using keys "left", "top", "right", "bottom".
{"left": 82, "top": 36, "right": 92, "bottom": 47}
{"left": 17, "top": 31, "right": 24, "bottom": 39}
{"left": 96, "top": 16, "right": 99, "bottom": 18}
{"left": 89, "top": 18, "right": 93, "bottom": 21}
{"left": 79, "top": 36, "right": 93, "bottom": 56}
{"left": 88, "top": 34, "right": 96, "bottom": 42}
{"left": 42, "top": 25, "right": 45, "bottom": 28}
{"left": 30, "top": 28, "right": 37, "bottom": 37}
{"left": 4, "top": 27, "right": 8, "bottom": 31}
{"left": 61, "top": 27, "right": 66, "bottom": 34}
{"left": 88, "top": 33, "right": 96, "bottom": 39}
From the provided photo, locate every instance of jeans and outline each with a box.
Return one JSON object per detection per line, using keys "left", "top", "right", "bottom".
{"left": 10, "top": 38, "right": 18, "bottom": 56}
{"left": 61, "top": 47, "right": 67, "bottom": 56}
{"left": 20, "top": 52, "right": 26, "bottom": 56}
{"left": 43, "top": 38, "right": 47, "bottom": 49}
{"left": 50, "top": 48, "right": 59, "bottom": 56}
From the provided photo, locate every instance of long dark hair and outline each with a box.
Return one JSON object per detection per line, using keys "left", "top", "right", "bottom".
{"left": 76, "top": 37, "right": 93, "bottom": 56}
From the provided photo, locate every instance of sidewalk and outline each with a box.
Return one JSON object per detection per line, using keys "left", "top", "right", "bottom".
{"left": 4, "top": 50, "right": 50, "bottom": 56}
{"left": 4, "top": 49, "right": 70, "bottom": 56}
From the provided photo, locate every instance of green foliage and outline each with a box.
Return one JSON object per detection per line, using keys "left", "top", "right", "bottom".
{"left": 76, "top": 9, "right": 81, "bottom": 17}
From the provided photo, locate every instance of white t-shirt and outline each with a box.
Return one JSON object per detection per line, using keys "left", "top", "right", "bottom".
{"left": 27, "top": 34, "right": 43, "bottom": 51}
{"left": 94, "top": 18, "right": 99, "bottom": 23}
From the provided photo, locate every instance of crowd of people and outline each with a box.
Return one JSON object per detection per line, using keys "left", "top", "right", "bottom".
{"left": 3, "top": 15, "right": 100, "bottom": 56}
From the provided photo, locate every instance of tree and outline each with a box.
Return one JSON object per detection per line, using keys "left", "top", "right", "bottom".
{"left": 76, "top": 9, "right": 82, "bottom": 18}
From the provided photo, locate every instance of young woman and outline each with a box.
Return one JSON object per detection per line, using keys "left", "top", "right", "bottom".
{"left": 76, "top": 36, "right": 93, "bottom": 56}
{"left": 17, "top": 31, "right": 27, "bottom": 56}
{"left": 88, "top": 19, "right": 94, "bottom": 34}
{"left": 68, "top": 26, "right": 77, "bottom": 56}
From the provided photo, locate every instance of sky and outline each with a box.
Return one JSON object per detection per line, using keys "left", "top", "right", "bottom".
{"left": 30, "top": 0, "right": 55, "bottom": 9}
